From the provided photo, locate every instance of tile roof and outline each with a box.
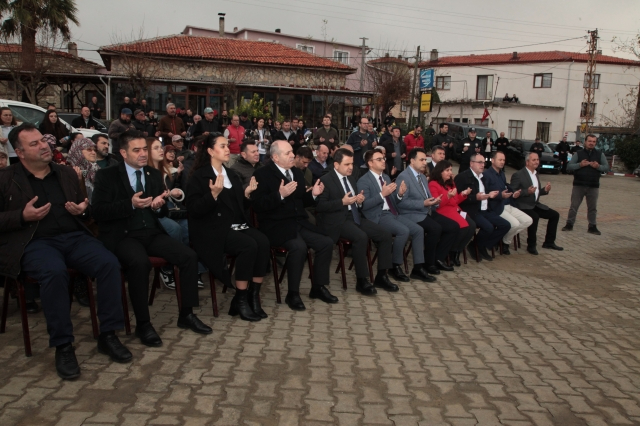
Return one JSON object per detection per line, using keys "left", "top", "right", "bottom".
{"left": 100, "top": 35, "right": 354, "bottom": 71}
{"left": 0, "top": 43, "right": 100, "bottom": 65}
{"left": 419, "top": 50, "right": 640, "bottom": 68}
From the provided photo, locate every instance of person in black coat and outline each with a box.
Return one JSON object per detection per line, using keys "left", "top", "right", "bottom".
{"left": 530, "top": 138, "right": 545, "bottom": 156}
{"left": 556, "top": 137, "right": 571, "bottom": 174}
{"left": 185, "top": 134, "right": 269, "bottom": 321}
{"left": 71, "top": 106, "right": 101, "bottom": 130}
{"left": 92, "top": 130, "right": 212, "bottom": 347}
{"left": 251, "top": 140, "right": 336, "bottom": 311}
{"left": 381, "top": 127, "right": 406, "bottom": 179}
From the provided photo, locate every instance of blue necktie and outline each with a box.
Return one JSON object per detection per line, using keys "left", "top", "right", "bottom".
{"left": 342, "top": 176, "right": 361, "bottom": 225}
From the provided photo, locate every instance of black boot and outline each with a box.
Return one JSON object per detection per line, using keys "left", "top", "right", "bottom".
{"left": 228, "top": 288, "right": 262, "bottom": 322}
{"left": 449, "top": 252, "right": 461, "bottom": 267}
{"left": 247, "top": 281, "right": 268, "bottom": 319}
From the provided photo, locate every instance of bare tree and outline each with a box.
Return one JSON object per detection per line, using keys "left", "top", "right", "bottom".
{"left": 214, "top": 64, "right": 252, "bottom": 110}
{"left": 610, "top": 34, "right": 640, "bottom": 132}
{"left": 366, "top": 54, "right": 411, "bottom": 124}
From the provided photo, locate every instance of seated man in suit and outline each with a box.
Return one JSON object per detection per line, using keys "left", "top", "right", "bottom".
{"left": 428, "top": 145, "right": 445, "bottom": 175}
{"left": 315, "top": 148, "right": 397, "bottom": 294}
{"left": 92, "top": 130, "right": 212, "bottom": 348}
{"left": 510, "top": 152, "right": 563, "bottom": 255}
{"left": 358, "top": 150, "right": 433, "bottom": 283}
{"left": 251, "top": 140, "right": 336, "bottom": 311}
{"left": 1, "top": 123, "right": 131, "bottom": 380}
{"left": 396, "top": 148, "right": 457, "bottom": 275}
{"left": 454, "top": 153, "right": 511, "bottom": 261}
{"left": 308, "top": 142, "right": 332, "bottom": 183}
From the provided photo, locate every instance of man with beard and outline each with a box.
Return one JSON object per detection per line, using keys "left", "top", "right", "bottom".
{"left": 92, "top": 133, "right": 119, "bottom": 168}
{"left": 107, "top": 108, "right": 135, "bottom": 161}
{"left": 158, "top": 103, "right": 186, "bottom": 144}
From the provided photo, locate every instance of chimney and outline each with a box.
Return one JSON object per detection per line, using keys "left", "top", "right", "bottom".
{"left": 430, "top": 49, "right": 438, "bottom": 62}
{"left": 218, "top": 13, "right": 226, "bottom": 37}
{"left": 397, "top": 55, "right": 402, "bottom": 59}
{"left": 596, "top": 49, "right": 602, "bottom": 55}
{"left": 67, "top": 41, "right": 78, "bottom": 57}
{"left": 512, "top": 51, "right": 518, "bottom": 59}
{"left": 275, "top": 28, "right": 281, "bottom": 33}
{"left": 233, "top": 27, "right": 238, "bottom": 32}
{"left": 384, "top": 53, "right": 390, "bottom": 58}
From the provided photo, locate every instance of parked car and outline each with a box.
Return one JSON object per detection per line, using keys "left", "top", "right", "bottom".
{"left": 505, "top": 139, "right": 561, "bottom": 173}
{"left": 634, "top": 164, "right": 640, "bottom": 177}
{"left": 547, "top": 142, "right": 572, "bottom": 162}
{"left": 57, "top": 112, "right": 108, "bottom": 133}
{"left": 444, "top": 122, "right": 498, "bottom": 160}
{"left": 0, "top": 99, "right": 101, "bottom": 139}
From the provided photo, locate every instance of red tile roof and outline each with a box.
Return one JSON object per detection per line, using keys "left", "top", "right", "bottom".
{"left": 419, "top": 50, "right": 640, "bottom": 68}
{"left": 0, "top": 43, "right": 100, "bottom": 65}
{"left": 100, "top": 35, "right": 354, "bottom": 71}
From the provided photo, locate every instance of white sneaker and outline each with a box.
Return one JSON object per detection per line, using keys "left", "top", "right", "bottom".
{"left": 160, "top": 269, "right": 175, "bottom": 290}
{"left": 197, "top": 276, "right": 205, "bottom": 289}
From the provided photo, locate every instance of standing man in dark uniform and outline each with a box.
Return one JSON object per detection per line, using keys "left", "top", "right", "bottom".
{"left": 458, "top": 128, "right": 482, "bottom": 173}
{"left": 556, "top": 136, "right": 571, "bottom": 174}
{"left": 495, "top": 132, "right": 509, "bottom": 153}
{"left": 433, "top": 123, "right": 454, "bottom": 160}
{"left": 530, "top": 138, "right": 545, "bottom": 156}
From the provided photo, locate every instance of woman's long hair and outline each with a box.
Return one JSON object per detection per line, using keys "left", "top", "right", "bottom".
{"left": 40, "top": 110, "right": 68, "bottom": 140}
{"left": 146, "top": 137, "right": 172, "bottom": 182}
{"left": 430, "top": 160, "right": 455, "bottom": 189}
{"left": 191, "top": 133, "right": 225, "bottom": 176}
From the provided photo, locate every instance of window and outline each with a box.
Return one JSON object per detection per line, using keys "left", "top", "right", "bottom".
{"left": 536, "top": 122, "right": 551, "bottom": 142}
{"left": 476, "top": 75, "right": 493, "bottom": 100}
{"left": 436, "top": 76, "right": 451, "bottom": 90}
{"left": 533, "top": 73, "right": 552, "bottom": 88}
{"left": 508, "top": 120, "right": 524, "bottom": 139}
{"left": 400, "top": 100, "right": 408, "bottom": 112}
{"left": 580, "top": 102, "right": 596, "bottom": 118}
{"left": 7, "top": 105, "right": 45, "bottom": 127}
{"left": 296, "top": 44, "right": 314, "bottom": 53}
{"left": 334, "top": 50, "right": 349, "bottom": 65}
{"left": 584, "top": 74, "right": 600, "bottom": 89}
{"left": 475, "top": 118, "right": 489, "bottom": 126}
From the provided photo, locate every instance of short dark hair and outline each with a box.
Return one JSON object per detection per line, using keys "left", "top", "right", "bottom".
{"left": 586, "top": 134, "right": 597, "bottom": 141}
{"left": 364, "top": 149, "right": 383, "bottom": 165}
{"left": 408, "top": 147, "right": 426, "bottom": 161}
{"left": 323, "top": 114, "right": 331, "bottom": 120}
{"left": 414, "top": 124, "right": 422, "bottom": 130}
{"left": 431, "top": 160, "right": 454, "bottom": 188}
{"left": 8, "top": 122, "right": 37, "bottom": 150}
{"left": 333, "top": 148, "right": 354, "bottom": 164}
{"left": 296, "top": 146, "right": 313, "bottom": 160}
{"left": 392, "top": 126, "right": 401, "bottom": 132}
{"left": 431, "top": 145, "right": 444, "bottom": 154}
{"left": 70, "top": 132, "right": 83, "bottom": 141}
{"left": 283, "top": 120, "right": 291, "bottom": 124}
{"left": 118, "top": 130, "right": 145, "bottom": 151}
{"left": 91, "top": 133, "right": 109, "bottom": 143}
{"left": 491, "top": 150, "right": 505, "bottom": 160}
{"left": 240, "top": 112, "right": 248, "bottom": 118}
{"left": 439, "top": 122, "right": 447, "bottom": 129}
{"left": 240, "top": 140, "right": 257, "bottom": 153}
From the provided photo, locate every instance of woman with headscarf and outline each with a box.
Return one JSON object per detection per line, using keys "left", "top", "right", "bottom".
{"left": 42, "top": 133, "right": 67, "bottom": 165}
{"left": 67, "top": 138, "right": 100, "bottom": 203}
{"left": 39, "top": 110, "right": 70, "bottom": 149}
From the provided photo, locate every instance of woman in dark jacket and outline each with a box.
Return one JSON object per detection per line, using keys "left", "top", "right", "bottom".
{"left": 39, "top": 110, "right": 70, "bottom": 149}
{"left": 186, "top": 134, "right": 270, "bottom": 321}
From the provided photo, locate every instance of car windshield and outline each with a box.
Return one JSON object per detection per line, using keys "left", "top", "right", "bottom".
{"left": 522, "top": 141, "right": 553, "bottom": 153}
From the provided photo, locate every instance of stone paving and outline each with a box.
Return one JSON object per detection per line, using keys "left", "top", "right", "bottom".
{"left": 1, "top": 169, "right": 640, "bottom": 425}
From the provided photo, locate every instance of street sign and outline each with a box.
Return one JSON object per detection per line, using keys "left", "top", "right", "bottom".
{"left": 420, "top": 93, "right": 432, "bottom": 112}
{"left": 419, "top": 69, "right": 434, "bottom": 91}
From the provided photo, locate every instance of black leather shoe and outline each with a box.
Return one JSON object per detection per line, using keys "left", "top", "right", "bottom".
{"left": 436, "top": 260, "right": 454, "bottom": 272}
{"left": 178, "top": 313, "right": 213, "bottom": 334}
{"left": 97, "top": 333, "right": 133, "bottom": 363}
{"left": 388, "top": 265, "right": 410, "bottom": 282}
{"left": 247, "top": 282, "right": 268, "bottom": 319}
{"left": 355, "top": 278, "right": 377, "bottom": 295}
{"left": 542, "top": 242, "right": 564, "bottom": 251}
{"left": 55, "top": 345, "right": 80, "bottom": 380}
{"left": 135, "top": 322, "right": 163, "bottom": 347}
{"left": 478, "top": 247, "right": 493, "bottom": 262}
{"left": 502, "top": 244, "right": 511, "bottom": 255}
{"left": 24, "top": 300, "right": 40, "bottom": 314}
{"left": 285, "top": 292, "right": 306, "bottom": 311}
{"left": 410, "top": 266, "right": 437, "bottom": 283}
{"left": 588, "top": 225, "right": 601, "bottom": 235}
{"left": 374, "top": 273, "right": 399, "bottom": 292}
{"left": 74, "top": 283, "right": 90, "bottom": 307}
{"left": 228, "top": 289, "right": 262, "bottom": 321}
{"left": 309, "top": 285, "right": 339, "bottom": 303}
{"left": 449, "top": 252, "right": 461, "bottom": 267}
{"left": 562, "top": 223, "right": 573, "bottom": 231}
{"left": 426, "top": 265, "right": 441, "bottom": 275}
{"left": 527, "top": 246, "right": 539, "bottom": 255}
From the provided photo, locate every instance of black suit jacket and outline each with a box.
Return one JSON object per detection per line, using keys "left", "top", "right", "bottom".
{"left": 186, "top": 165, "right": 251, "bottom": 288}
{"left": 71, "top": 115, "right": 101, "bottom": 130}
{"left": 251, "top": 161, "right": 320, "bottom": 246}
{"left": 92, "top": 162, "right": 168, "bottom": 252}
{"left": 315, "top": 169, "right": 361, "bottom": 243}
{"left": 381, "top": 139, "right": 406, "bottom": 174}
{"left": 454, "top": 169, "right": 484, "bottom": 220}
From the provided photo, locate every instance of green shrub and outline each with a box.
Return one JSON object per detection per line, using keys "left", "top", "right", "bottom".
{"left": 614, "top": 136, "right": 640, "bottom": 171}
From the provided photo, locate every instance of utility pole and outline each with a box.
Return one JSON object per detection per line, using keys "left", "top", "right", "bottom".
{"left": 359, "top": 37, "right": 368, "bottom": 92}
{"left": 582, "top": 29, "right": 599, "bottom": 135}
{"left": 407, "top": 45, "right": 420, "bottom": 129}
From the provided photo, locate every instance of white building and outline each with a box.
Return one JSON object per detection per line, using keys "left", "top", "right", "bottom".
{"left": 419, "top": 51, "right": 640, "bottom": 141}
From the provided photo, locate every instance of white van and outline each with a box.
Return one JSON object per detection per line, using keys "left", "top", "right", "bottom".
{"left": 0, "top": 99, "right": 102, "bottom": 139}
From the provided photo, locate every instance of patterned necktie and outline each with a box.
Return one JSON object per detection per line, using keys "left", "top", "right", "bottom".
{"left": 285, "top": 170, "right": 292, "bottom": 182}
{"left": 342, "top": 176, "right": 361, "bottom": 225}
{"left": 135, "top": 170, "right": 144, "bottom": 194}
{"left": 416, "top": 175, "right": 428, "bottom": 199}
{"left": 379, "top": 176, "right": 398, "bottom": 216}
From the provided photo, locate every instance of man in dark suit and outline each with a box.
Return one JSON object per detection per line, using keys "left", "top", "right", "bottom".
{"left": 428, "top": 145, "right": 446, "bottom": 175}
{"left": 308, "top": 142, "right": 333, "bottom": 183}
{"left": 251, "top": 140, "right": 336, "bottom": 311}
{"left": 454, "top": 153, "right": 510, "bottom": 261}
{"left": 381, "top": 126, "right": 406, "bottom": 179}
{"left": 71, "top": 106, "right": 101, "bottom": 130}
{"left": 510, "top": 152, "right": 563, "bottom": 255}
{"left": 458, "top": 128, "right": 482, "bottom": 174}
{"left": 315, "top": 148, "right": 397, "bottom": 295}
{"left": 92, "top": 130, "right": 212, "bottom": 347}
{"left": 1, "top": 123, "right": 131, "bottom": 380}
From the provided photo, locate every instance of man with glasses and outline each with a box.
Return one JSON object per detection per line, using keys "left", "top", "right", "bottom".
{"left": 346, "top": 117, "right": 375, "bottom": 167}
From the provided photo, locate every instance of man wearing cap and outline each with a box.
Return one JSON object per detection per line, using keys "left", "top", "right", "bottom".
{"left": 132, "top": 109, "right": 150, "bottom": 137}
{"left": 171, "top": 135, "right": 192, "bottom": 163}
{"left": 108, "top": 108, "right": 135, "bottom": 161}
{"left": 458, "top": 128, "right": 482, "bottom": 173}
{"left": 192, "top": 107, "right": 219, "bottom": 138}
{"left": 158, "top": 103, "right": 186, "bottom": 144}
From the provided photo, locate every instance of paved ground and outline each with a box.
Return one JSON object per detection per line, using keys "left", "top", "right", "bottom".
{"left": 1, "top": 168, "right": 640, "bottom": 426}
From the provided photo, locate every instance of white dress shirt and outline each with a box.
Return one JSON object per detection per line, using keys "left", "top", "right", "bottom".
{"left": 472, "top": 169, "right": 488, "bottom": 211}
{"left": 212, "top": 166, "right": 232, "bottom": 189}
{"left": 335, "top": 169, "right": 355, "bottom": 210}
{"left": 369, "top": 170, "right": 390, "bottom": 211}
{"left": 526, "top": 167, "right": 539, "bottom": 201}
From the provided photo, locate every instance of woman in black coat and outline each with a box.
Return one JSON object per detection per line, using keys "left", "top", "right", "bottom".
{"left": 185, "top": 134, "right": 270, "bottom": 321}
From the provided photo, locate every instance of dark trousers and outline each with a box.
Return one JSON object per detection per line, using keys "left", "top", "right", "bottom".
{"left": 453, "top": 217, "right": 477, "bottom": 252}
{"left": 223, "top": 228, "right": 270, "bottom": 281}
{"left": 473, "top": 211, "right": 510, "bottom": 249}
{"left": 560, "top": 155, "right": 568, "bottom": 174}
{"left": 338, "top": 217, "right": 393, "bottom": 278}
{"left": 114, "top": 229, "right": 199, "bottom": 323}
{"left": 416, "top": 212, "right": 458, "bottom": 265}
{"left": 567, "top": 186, "right": 599, "bottom": 226}
{"left": 282, "top": 226, "right": 333, "bottom": 292}
{"left": 520, "top": 206, "right": 559, "bottom": 248}
{"left": 21, "top": 231, "right": 124, "bottom": 347}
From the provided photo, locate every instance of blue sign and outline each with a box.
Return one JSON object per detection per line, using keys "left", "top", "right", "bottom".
{"left": 420, "top": 68, "right": 434, "bottom": 90}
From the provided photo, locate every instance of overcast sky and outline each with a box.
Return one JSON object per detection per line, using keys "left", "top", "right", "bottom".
{"left": 71, "top": 0, "right": 640, "bottom": 66}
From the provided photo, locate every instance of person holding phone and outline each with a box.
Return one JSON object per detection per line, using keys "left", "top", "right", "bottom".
{"left": 395, "top": 148, "right": 459, "bottom": 275}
